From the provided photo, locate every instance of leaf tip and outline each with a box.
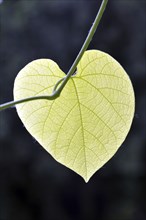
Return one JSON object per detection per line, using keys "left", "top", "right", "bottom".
{"left": 82, "top": 174, "right": 91, "bottom": 183}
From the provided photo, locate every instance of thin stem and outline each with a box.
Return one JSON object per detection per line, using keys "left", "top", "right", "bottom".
{"left": 57, "top": 0, "right": 108, "bottom": 94}
{"left": 0, "top": 93, "right": 59, "bottom": 111}
{"left": 0, "top": 0, "right": 108, "bottom": 111}
{"left": 52, "top": 77, "right": 65, "bottom": 93}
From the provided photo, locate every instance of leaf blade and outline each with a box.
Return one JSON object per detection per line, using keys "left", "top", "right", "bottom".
{"left": 14, "top": 50, "right": 135, "bottom": 182}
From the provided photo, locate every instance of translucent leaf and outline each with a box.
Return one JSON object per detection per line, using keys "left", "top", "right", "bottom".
{"left": 13, "top": 50, "right": 135, "bottom": 182}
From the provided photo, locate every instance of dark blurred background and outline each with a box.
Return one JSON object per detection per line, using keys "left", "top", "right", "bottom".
{"left": 0, "top": 0, "right": 146, "bottom": 220}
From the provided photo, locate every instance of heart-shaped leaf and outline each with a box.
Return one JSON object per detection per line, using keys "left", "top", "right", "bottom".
{"left": 13, "top": 50, "right": 135, "bottom": 182}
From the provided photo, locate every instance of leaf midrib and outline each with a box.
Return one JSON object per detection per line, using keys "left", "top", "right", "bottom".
{"left": 72, "top": 79, "right": 88, "bottom": 180}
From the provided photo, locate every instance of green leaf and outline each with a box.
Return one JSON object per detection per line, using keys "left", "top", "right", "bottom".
{"left": 13, "top": 50, "right": 135, "bottom": 182}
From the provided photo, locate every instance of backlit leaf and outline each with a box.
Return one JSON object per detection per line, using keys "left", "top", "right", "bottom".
{"left": 13, "top": 50, "right": 135, "bottom": 182}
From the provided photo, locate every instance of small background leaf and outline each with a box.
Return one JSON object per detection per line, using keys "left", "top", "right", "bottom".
{"left": 14, "top": 50, "right": 135, "bottom": 182}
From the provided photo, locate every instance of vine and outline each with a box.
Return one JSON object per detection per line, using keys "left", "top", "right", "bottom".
{"left": 0, "top": 0, "right": 108, "bottom": 111}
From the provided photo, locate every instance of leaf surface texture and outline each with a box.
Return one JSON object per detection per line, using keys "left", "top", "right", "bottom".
{"left": 14, "top": 50, "right": 135, "bottom": 182}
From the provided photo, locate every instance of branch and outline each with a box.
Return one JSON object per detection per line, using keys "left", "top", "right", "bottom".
{"left": 0, "top": 0, "right": 108, "bottom": 111}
